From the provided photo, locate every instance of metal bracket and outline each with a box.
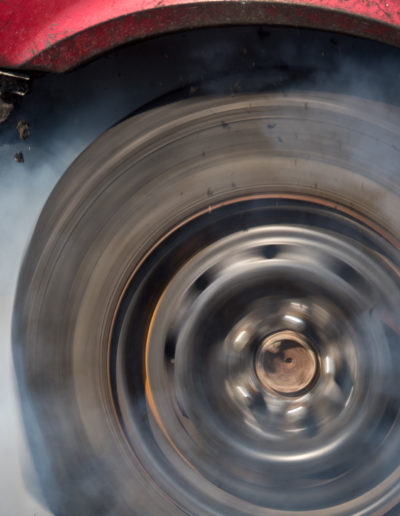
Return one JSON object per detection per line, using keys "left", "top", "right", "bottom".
{"left": 0, "top": 70, "right": 30, "bottom": 124}
{"left": 0, "top": 70, "right": 30, "bottom": 96}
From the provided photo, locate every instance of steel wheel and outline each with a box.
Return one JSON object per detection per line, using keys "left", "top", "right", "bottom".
{"left": 13, "top": 93, "right": 400, "bottom": 515}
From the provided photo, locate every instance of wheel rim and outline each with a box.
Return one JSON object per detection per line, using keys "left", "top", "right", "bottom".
{"left": 111, "top": 195, "right": 400, "bottom": 513}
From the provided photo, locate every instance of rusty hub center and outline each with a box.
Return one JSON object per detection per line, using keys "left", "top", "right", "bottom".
{"left": 255, "top": 330, "right": 318, "bottom": 396}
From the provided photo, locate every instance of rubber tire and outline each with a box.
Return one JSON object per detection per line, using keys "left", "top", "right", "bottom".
{"left": 13, "top": 93, "right": 400, "bottom": 516}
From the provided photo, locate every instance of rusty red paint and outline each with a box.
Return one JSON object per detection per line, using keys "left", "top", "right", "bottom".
{"left": 0, "top": 0, "right": 399, "bottom": 72}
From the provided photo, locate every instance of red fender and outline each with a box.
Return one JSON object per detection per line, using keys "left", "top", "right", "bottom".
{"left": 1, "top": 0, "right": 400, "bottom": 72}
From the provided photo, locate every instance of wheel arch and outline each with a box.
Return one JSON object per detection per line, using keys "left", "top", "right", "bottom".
{"left": 1, "top": 0, "right": 400, "bottom": 72}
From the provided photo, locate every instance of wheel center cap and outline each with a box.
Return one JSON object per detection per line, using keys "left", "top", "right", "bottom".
{"left": 255, "top": 330, "right": 318, "bottom": 396}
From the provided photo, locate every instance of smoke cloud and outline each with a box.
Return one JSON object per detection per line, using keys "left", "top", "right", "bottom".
{"left": 2, "top": 25, "right": 400, "bottom": 515}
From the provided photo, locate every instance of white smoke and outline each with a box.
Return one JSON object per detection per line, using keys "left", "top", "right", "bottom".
{"left": 2, "top": 25, "right": 400, "bottom": 515}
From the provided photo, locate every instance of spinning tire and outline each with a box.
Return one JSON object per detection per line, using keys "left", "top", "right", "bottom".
{"left": 13, "top": 94, "right": 400, "bottom": 515}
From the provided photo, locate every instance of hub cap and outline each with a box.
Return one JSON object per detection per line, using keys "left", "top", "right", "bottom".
{"left": 255, "top": 330, "right": 318, "bottom": 396}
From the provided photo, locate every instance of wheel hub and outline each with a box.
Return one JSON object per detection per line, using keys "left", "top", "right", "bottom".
{"left": 255, "top": 330, "right": 318, "bottom": 396}
{"left": 112, "top": 196, "right": 400, "bottom": 513}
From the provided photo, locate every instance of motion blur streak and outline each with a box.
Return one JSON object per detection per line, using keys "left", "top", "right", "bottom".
{"left": 5, "top": 26, "right": 400, "bottom": 515}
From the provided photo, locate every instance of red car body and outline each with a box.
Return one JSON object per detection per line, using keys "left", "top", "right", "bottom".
{"left": 1, "top": 0, "right": 400, "bottom": 73}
